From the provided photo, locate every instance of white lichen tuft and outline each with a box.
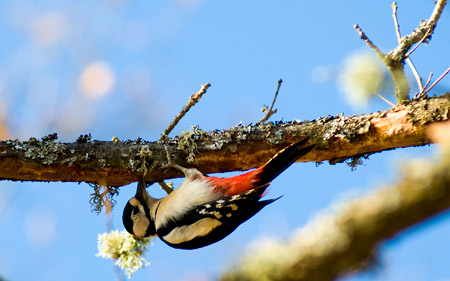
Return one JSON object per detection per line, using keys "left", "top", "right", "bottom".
{"left": 96, "top": 230, "right": 153, "bottom": 278}
{"left": 338, "top": 52, "right": 387, "bottom": 108}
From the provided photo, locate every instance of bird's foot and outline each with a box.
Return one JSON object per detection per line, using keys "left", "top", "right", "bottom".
{"left": 161, "top": 145, "right": 204, "bottom": 180}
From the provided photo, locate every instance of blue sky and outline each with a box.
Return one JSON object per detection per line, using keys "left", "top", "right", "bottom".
{"left": 0, "top": 0, "right": 449, "bottom": 280}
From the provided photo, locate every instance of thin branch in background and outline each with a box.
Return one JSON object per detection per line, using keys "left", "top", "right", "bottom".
{"left": 423, "top": 72, "right": 434, "bottom": 90}
{"left": 389, "top": 0, "right": 447, "bottom": 59}
{"left": 373, "top": 92, "right": 395, "bottom": 107}
{"left": 429, "top": 0, "right": 448, "bottom": 25}
{"left": 353, "top": 24, "right": 385, "bottom": 59}
{"left": 404, "top": 27, "right": 433, "bottom": 94}
{"left": 354, "top": 22, "right": 410, "bottom": 104}
{"left": 405, "top": 27, "right": 432, "bottom": 58}
{"left": 391, "top": 2, "right": 402, "bottom": 42}
{"left": 258, "top": 79, "right": 282, "bottom": 123}
{"left": 159, "top": 83, "right": 211, "bottom": 142}
{"left": 424, "top": 66, "right": 450, "bottom": 94}
{"left": 415, "top": 72, "right": 434, "bottom": 99}
{"left": 406, "top": 59, "right": 423, "bottom": 91}
{"left": 354, "top": 0, "right": 447, "bottom": 104}
{"left": 392, "top": 2, "right": 424, "bottom": 92}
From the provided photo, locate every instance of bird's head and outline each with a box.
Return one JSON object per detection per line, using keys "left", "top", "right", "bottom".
{"left": 122, "top": 178, "right": 157, "bottom": 238}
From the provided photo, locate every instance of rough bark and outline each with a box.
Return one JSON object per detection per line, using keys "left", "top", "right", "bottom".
{"left": 0, "top": 93, "right": 449, "bottom": 187}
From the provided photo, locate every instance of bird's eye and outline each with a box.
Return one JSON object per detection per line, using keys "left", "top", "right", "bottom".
{"left": 132, "top": 208, "right": 140, "bottom": 219}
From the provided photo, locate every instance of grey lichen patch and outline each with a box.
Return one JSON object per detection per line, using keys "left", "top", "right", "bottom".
{"left": 176, "top": 125, "right": 206, "bottom": 163}
{"left": 127, "top": 158, "right": 139, "bottom": 172}
{"left": 97, "top": 158, "right": 107, "bottom": 169}
{"left": 209, "top": 139, "right": 224, "bottom": 150}
{"left": 266, "top": 128, "right": 284, "bottom": 144}
{"left": 45, "top": 143, "right": 67, "bottom": 164}
{"left": 139, "top": 145, "right": 152, "bottom": 158}
{"left": 13, "top": 136, "right": 69, "bottom": 165}
{"left": 253, "top": 122, "right": 285, "bottom": 145}
{"left": 319, "top": 114, "right": 371, "bottom": 142}
{"left": 227, "top": 122, "right": 253, "bottom": 143}
{"left": 63, "top": 156, "right": 78, "bottom": 166}
{"left": 128, "top": 144, "right": 154, "bottom": 175}
{"left": 234, "top": 122, "right": 288, "bottom": 145}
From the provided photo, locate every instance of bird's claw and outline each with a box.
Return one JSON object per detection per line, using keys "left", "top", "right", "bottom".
{"left": 161, "top": 145, "right": 204, "bottom": 179}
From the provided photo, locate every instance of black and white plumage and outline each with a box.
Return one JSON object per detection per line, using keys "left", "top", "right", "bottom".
{"left": 123, "top": 138, "right": 314, "bottom": 250}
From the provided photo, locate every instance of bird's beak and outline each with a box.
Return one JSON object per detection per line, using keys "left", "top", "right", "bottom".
{"left": 135, "top": 177, "right": 158, "bottom": 206}
{"left": 134, "top": 176, "right": 159, "bottom": 214}
{"left": 135, "top": 177, "right": 148, "bottom": 201}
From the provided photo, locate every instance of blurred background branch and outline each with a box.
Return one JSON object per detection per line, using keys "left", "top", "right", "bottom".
{"left": 221, "top": 121, "right": 450, "bottom": 281}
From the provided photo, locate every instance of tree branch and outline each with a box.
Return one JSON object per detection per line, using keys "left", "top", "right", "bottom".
{"left": 221, "top": 144, "right": 450, "bottom": 281}
{"left": 1, "top": 93, "right": 449, "bottom": 187}
{"left": 388, "top": 0, "right": 447, "bottom": 62}
{"left": 355, "top": 0, "right": 447, "bottom": 104}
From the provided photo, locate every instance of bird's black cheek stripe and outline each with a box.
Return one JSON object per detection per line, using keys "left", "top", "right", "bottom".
{"left": 122, "top": 202, "right": 135, "bottom": 234}
{"left": 140, "top": 200, "right": 156, "bottom": 237}
{"left": 145, "top": 219, "right": 156, "bottom": 237}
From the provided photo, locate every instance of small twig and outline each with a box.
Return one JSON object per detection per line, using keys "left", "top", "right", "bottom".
{"left": 414, "top": 72, "right": 434, "bottom": 99}
{"left": 361, "top": 0, "right": 448, "bottom": 104}
{"left": 404, "top": 28, "right": 432, "bottom": 93}
{"left": 158, "top": 181, "right": 174, "bottom": 194}
{"left": 429, "top": 0, "right": 448, "bottom": 25}
{"left": 423, "top": 72, "right": 434, "bottom": 90}
{"left": 424, "top": 66, "right": 450, "bottom": 94}
{"left": 353, "top": 24, "right": 385, "bottom": 60}
{"left": 159, "top": 83, "right": 211, "bottom": 142}
{"left": 389, "top": 0, "right": 447, "bottom": 60}
{"left": 258, "top": 79, "right": 282, "bottom": 123}
{"left": 406, "top": 59, "right": 424, "bottom": 92}
{"left": 373, "top": 92, "right": 396, "bottom": 107}
{"left": 405, "top": 28, "right": 432, "bottom": 58}
{"left": 392, "top": 2, "right": 402, "bottom": 42}
{"left": 354, "top": 23, "right": 410, "bottom": 103}
{"left": 392, "top": 2, "right": 424, "bottom": 92}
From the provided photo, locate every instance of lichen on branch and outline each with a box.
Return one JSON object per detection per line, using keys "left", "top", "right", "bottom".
{"left": 0, "top": 94, "right": 449, "bottom": 186}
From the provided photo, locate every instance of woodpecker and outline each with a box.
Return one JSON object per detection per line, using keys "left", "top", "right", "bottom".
{"left": 122, "top": 138, "right": 314, "bottom": 250}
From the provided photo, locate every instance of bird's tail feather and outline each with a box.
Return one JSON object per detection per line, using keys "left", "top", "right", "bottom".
{"left": 260, "top": 138, "right": 314, "bottom": 184}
